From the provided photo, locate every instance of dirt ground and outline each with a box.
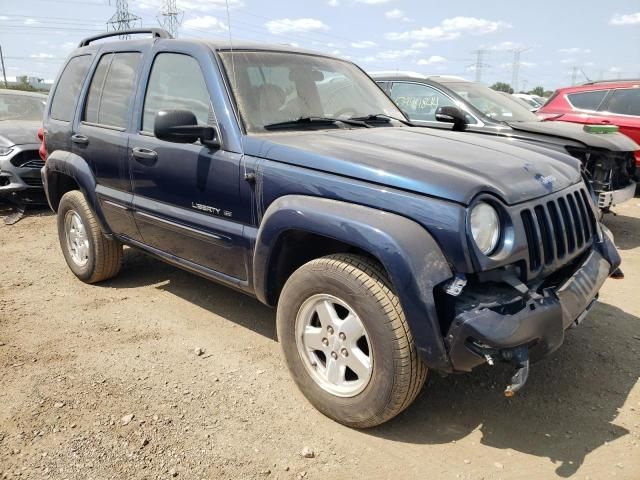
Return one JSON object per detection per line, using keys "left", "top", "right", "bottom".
{"left": 1, "top": 200, "right": 639, "bottom": 480}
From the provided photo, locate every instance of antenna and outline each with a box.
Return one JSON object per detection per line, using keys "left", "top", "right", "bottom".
{"left": 107, "top": 0, "right": 141, "bottom": 39}
{"left": 469, "top": 50, "right": 489, "bottom": 82}
{"left": 157, "top": 0, "right": 183, "bottom": 38}
{"left": 510, "top": 47, "right": 529, "bottom": 93}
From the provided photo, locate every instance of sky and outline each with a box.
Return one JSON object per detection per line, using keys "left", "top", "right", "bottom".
{"left": 1, "top": 0, "right": 639, "bottom": 91}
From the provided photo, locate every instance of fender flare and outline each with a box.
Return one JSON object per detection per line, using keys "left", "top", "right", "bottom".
{"left": 43, "top": 150, "right": 111, "bottom": 234}
{"left": 253, "top": 195, "right": 454, "bottom": 371}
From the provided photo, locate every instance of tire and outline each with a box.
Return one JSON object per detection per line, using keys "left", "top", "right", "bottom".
{"left": 277, "top": 254, "right": 428, "bottom": 428}
{"left": 57, "top": 190, "right": 122, "bottom": 283}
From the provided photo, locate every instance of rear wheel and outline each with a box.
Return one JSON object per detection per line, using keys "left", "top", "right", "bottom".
{"left": 277, "top": 254, "right": 427, "bottom": 428}
{"left": 57, "top": 190, "right": 122, "bottom": 283}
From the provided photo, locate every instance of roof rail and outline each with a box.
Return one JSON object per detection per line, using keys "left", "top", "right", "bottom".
{"left": 581, "top": 78, "right": 640, "bottom": 85}
{"left": 78, "top": 28, "right": 172, "bottom": 47}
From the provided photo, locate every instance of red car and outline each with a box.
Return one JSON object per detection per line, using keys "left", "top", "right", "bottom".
{"left": 538, "top": 80, "right": 640, "bottom": 167}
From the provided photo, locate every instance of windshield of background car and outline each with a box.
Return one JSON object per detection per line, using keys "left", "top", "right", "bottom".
{"left": 446, "top": 82, "right": 540, "bottom": 123}
{"left": 219, "top": 51, "right": 404, "bottom": 132}
{"left": 0, "top": 93, "right": 46, "bottom": 121}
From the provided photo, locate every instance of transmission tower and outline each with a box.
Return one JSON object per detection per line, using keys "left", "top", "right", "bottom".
{"left": 158, "top": 0, "right": 183, "bottom": 38}
{"left": 510, "top": 47, "right": 530, "bottom": 93}
{"left": 469, "top": 50, "right": 489, "bottom": 82}
{"left": 107, "top": 0, "right": 141, "bottom": 38}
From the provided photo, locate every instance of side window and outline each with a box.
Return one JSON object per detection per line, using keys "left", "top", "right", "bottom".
{"left": 84, "top": 52, "right": 141, "bottom": 129}
{"left": 50, "top": 55, "right": 92, "bottom": 122}
{"left": 389, "top": 82, "right": 455, "bottom": 121}
{"left": 566, "top": 90, "right": 608, "bottom": 111}
{"left": 142, "top": 53, "right": 213, "bottom": 133}
{"left": 604, "top": 88, "right": 640, "bottom": 116}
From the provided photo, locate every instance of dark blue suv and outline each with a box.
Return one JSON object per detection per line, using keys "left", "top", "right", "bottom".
{"left": 41, "top": 29, "right": 621, "bottom": 428}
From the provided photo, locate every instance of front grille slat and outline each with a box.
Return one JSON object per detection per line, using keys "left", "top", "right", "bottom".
{"left": 22, "top": 177, "right": 43, "bottom": 187}
{"left": 520, "top": 186, "right": 597, "bottom": 279}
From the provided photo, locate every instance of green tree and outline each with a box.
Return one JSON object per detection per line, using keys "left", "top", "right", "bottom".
{"left": 529, "top": 86, "right": 545, "bottom": 97}
{"left": 490, "top": 82, "right": 514, "bottom": 94}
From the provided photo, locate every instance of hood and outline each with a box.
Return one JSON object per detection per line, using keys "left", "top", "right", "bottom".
{"left": 244, "top": 127, "right": 582, "bottom": 205}
{"left": 0, "top": 120, "right": 41, "bottom": 147}
{"left": 508, "top": 121, "right": 639, "bottom": 152}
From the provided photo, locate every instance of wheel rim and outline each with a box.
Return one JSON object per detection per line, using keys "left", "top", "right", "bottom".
{"left": 295, "top": 294, "right": 373, "bottom": 397}
{"left": 64, "top": 210, "right": 89, "bottom": 267}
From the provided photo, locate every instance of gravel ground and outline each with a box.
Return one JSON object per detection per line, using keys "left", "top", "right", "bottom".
{"left": 1, "top": 200, "right": 639, "bottom": 480}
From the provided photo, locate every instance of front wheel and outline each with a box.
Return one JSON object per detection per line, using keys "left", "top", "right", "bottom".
{"left": 276, "top": 254, "right": 427, "bottom": 428}
{"left": 57, "top": 190, "right": 122, "bottom": 283}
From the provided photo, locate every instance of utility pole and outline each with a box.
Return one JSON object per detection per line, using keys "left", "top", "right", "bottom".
{"left": 521, "top": 79, "right": 528, "bottom": 93}
{"left": 570, "top": 65, "right": 579, "bottom": 85}
{"left": 469, "top": 49, "right": 489, "bottom": 83}
{"left": 0, "top": 45, "right": 8, "bottom": 88}
{"left": 157, "top": 0, "right": 183, "bottom": 38}
{"left": 510, "top": 47, "right": 529, "bottom": 93}
{"left": 107, "top": 0, "right": 141, "bottom": 38}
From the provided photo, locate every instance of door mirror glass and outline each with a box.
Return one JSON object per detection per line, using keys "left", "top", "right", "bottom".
{"left": 154, "top": 110, "right": 219, "bottom": 147}
{"left": 435, "top": 105, "right": 468, "bottom": 130}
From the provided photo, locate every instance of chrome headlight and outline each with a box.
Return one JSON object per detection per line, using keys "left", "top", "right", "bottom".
{"left": 0, "top": 146, "right": 13, "bottom": 156}
{"left": 470, "top": 202, "right": 500, "bottom": 255}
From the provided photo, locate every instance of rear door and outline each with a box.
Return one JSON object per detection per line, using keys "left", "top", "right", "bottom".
{"left": 560, "top": 89, "right": 610, "bottom": 125}
{"left": 597, "top": 87, "right": 640, "bottom": 144}
{"left": 73, "top": 51, "right": 143, "bottom": 241}
{"left": 129, "top": 49, "right": 247, "bottom": 280}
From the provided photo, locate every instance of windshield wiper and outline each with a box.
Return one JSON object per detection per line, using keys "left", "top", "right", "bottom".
{"left": 349, "top": 113, "right": 415, "bottom": 126}
{"left": 263, "top": 116, "right": 370, "bottom": 130}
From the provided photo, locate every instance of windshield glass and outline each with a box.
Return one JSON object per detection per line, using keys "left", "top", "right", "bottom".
{"left": 446, "top": 82, "right": 539, "bottom": 123}
{"left": 219, "top": 51, "right": 404, "bottom": 132}
{"left": 0, "top": 92, "right": 46, "bottom": 121}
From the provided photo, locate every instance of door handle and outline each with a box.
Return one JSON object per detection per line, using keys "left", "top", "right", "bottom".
{"left": 599, "top": 119, "right": 611, "bottom": 124}
{"left": 132, "top": 147, "right": 158, "bottom": 166}
{"left": 71, "top": 134, "right": 89, "bottom": 145}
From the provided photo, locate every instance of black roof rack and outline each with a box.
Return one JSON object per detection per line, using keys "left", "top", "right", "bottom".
{"left": 78, "top": 28, "right": 172, "bottom": 47}
{"left": 581, "top": 78, "right": 640, "bottom": 85}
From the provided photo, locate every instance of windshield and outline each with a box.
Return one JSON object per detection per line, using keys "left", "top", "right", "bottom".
{"left": 446, "top": 82, "right": 539, "bottom": 123}
{"left": 0, "top": 92, "right": 46, "bottom": 121}
{"left": 219, "top": 51, "right": 404, "bottom": 132}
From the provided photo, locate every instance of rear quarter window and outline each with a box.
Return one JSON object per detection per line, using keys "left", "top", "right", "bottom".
{"left": 50, "top": 55, "right": 92, "bottom": 122}
{"left": 604, "top": 88, "right": 640, "bottom": 116}
{"left": 566, "top": 90, "right": 608, "bottom": 111}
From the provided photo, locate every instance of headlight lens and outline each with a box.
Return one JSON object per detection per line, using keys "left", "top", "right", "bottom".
{"left": 470, "top": 202, "right": 500, "bottom": 255}
{"left": 0, "top": 146, "right": 13, "bottom": 156}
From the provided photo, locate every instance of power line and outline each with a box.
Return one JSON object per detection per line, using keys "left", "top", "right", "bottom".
{"left": 107, "top": 0, "right": 140, "bottom": 37}
{"left": 157, "top": 0, "right": 183, "bottom": 38}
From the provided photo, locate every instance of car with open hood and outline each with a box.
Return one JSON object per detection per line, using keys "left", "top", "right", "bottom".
{"left": 371, "top": 72, "right": 638, "bottom": 210}
{"left": 41, "top": 29, "right": 621, "bottom": 428}
{"left": 0, "top": 89, "right": 48, "bottom": 206}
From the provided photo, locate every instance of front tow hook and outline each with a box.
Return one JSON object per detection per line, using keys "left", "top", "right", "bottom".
{"left": 503, "top": 346, "right": 530, "bottom": 397}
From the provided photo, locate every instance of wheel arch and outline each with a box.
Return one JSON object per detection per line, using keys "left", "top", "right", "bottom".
{"left": 253, "top": 195, "right": 455, "bottom": 372}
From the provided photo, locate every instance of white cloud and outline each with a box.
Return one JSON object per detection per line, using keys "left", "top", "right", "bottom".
{"left": 417, "top": 55, "right": 446, "bottom": 66}
{"left": 386, "top": 16, "right": 510, "bottom": 41}
{"left": 377, "top": 49, "right": 420, "bottom": 60}
{"left": 610, "top": 12, "right": 640, "bottom": 25}
{"left": 179, "top": 0, "right": 244, "bottom": 10}
{"left": 30, "top": 53, "right": 55, "bottom": 59}
{"left": 183, "top": 15, "right": 228, "bottom": 31}
{"left": 328, "top": 0, "right": 339, "bottom": 5}
{"left": 410, "top": 41, "right": 429, "bottom": 48}
{"left": 24, "top": 18, "right": 39, "bottom": 25}
{"left": 608, "top": 66, "right": 622, "bottom": 72}
{"left": 351, "top": 40, "right": 377, "bottom": 48}
{"left": 558, "top": 47, "right": 591, "bottom": 54}
{"left": 265, "top": 18, "right": 329, "bottom": 34}
{"left": 488, "top": 41, "right": 524, "bottom": 50}
{"left": 355, "top": 0, "right": 393, "bottom": 4}
{"left": 385, "top": 9, "right": 409, "bottom": 21}
{"left": 0, "top": 16, "right": 8, "bottom": 21}
{"left": 560, "top": 58, "right": 576, "bottom": 65}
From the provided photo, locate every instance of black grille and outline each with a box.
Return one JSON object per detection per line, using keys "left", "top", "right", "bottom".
{"left": 9, "top": 150, "right": 42, "bottom": 168}
{"left": 520, "top": 186, "right": 597, "bottom": 273}
{"left": 22, "top": 177, "right": 43, "bottom": 187}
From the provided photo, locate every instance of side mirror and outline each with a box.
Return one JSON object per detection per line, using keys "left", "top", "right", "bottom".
{"left": 435, "top": 105, "right": 468, "bottom": 131}
{"left": 154, "top": 110, "right": 220, "bottom": 148}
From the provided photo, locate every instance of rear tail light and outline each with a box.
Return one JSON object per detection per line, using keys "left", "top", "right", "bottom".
{"left": 37, "top": 126, "right": 48, "bottom": 161}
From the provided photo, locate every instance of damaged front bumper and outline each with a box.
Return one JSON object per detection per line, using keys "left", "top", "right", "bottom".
{"left": 597, "top": 181, "right": 636, "bottom": 209}
{"left": 445, "top": 229, "right": 620, "bottom": 375}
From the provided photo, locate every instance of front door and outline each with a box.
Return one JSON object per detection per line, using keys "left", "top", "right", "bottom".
{"left": 129, "top": 52, "right": 247, "bottom": 280}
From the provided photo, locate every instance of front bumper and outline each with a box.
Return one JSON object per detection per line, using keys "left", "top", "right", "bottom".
{"left": 446, "top": 231, "right": 620, "bottom": 372}
{"left": 597, "top": 181, "right": 636, "bottom": 209}
{"left": 0, "top": 144, "right": 46, "bottom": 204}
